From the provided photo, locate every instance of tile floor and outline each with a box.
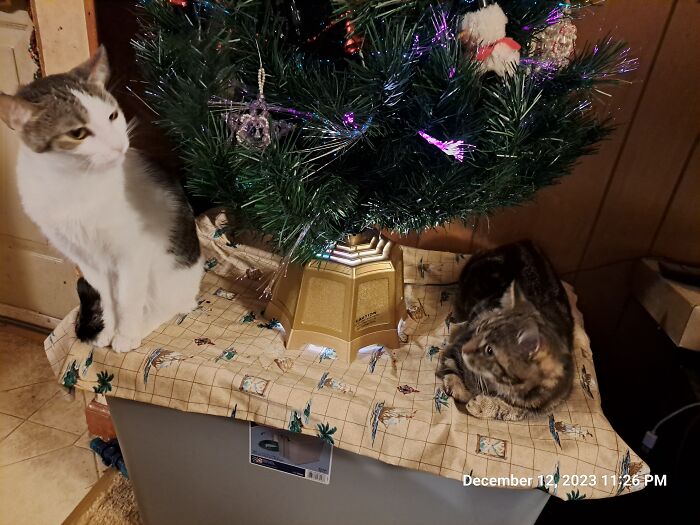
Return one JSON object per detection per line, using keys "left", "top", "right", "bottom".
{"left": 0, "top": 321, "right": 106, "bottom": 525}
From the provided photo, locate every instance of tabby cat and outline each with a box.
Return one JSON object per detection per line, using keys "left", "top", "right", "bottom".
{"left": 0, "top": 47, "right": 203, "bottom": 353}
{"left": 436, "top": 241, "right": 574, "bottom": 420}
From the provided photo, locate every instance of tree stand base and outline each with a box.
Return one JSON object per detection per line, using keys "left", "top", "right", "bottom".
{"left": 265, "top": 235, "right": 404, "bottom": 363}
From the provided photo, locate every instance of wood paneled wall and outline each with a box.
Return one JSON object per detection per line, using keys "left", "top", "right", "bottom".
{"left": 398, "top": 0, "right": 700, "bottom": 274}
{"left": 388, "top": 0, "right": 700, "bottom": 340}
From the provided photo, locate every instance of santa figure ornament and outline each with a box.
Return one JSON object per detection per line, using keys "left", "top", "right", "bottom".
{"left": 460, "top": 0, "right": 521, "bottom": 77}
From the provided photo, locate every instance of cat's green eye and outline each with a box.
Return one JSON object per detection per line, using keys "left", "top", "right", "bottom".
{"left": 68, "top": 127, "right": 89, "bottom": 140}
{"left": 109, "top": 110, "right": 119, "bottom": 121}
{"left": 484, "top": 345, "right": 494, "bottom": 356}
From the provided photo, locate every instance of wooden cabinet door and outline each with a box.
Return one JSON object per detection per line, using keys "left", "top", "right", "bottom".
{"left": 0, "top": 2, "right": 78, "bottom": 328}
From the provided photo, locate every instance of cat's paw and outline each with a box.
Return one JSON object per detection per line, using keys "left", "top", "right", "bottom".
{"left": 466, "top": 395, "right": 485, "bottom": 418}
{"left": 500, "top": 410, "right": 527, "bottom": 422}
{"left": 92, "top": 327, "right": 115, "bottom": 348}
{"left": 466, "top": 394, "right": 498, "bottom": 419}
{"left": 182, "top": 299, "right": 200, "bottom": 313}
{"left": 111, "top": 334, "right": 142, "bottom": 353}
{"left": 466, "top": 395, "right": 527, "bottom": 421}
{"left": 443, "top": 375, "right": 472, "bottom": 403}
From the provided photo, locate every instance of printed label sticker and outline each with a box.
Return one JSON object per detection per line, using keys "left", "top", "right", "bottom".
{"left": 249, "top": 423, "right": 332, "bottom": 484}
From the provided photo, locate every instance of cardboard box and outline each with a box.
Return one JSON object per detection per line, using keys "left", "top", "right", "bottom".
{"left": 633, "top": 259, "right": 700, "bottom": 351}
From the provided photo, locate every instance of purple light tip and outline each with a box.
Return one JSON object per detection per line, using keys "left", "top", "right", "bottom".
{"left": 418, "top": 130, "right": 472, "bottom": 163}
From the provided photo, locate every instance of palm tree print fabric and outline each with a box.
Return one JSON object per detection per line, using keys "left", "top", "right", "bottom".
{"left": 43, "top": 213, "right": 649, "bottom": 500}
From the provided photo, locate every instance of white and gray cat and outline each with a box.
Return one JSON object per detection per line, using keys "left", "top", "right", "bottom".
{"left": 0, "top": 46, "right": 203, "bottom": 353}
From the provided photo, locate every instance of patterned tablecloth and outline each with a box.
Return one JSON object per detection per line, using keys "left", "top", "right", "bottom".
{"left": 44, "top": 211, "right": 649, "bottom": 501}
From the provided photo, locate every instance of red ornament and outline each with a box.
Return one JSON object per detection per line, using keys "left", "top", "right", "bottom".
{"left": 343, "top": 19, "right": 363, "bottom": 56}
{"left": 476, "top": 37, "right": 521, "bottom": 62}
{"left": 168, "top": 0, "right": 188, "bottom": 7}
{"left": 305, "top": 11, "right": 363, "bottom": 57}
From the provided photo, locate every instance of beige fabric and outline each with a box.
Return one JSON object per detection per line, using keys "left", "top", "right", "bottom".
{"left": 196, "top": 208, "right": 282, "bottom": 281}
{"left": 44, "top": 213, "right": 649, "bottom": 500}
{"left": 402, "top": 245, "right": 468, "bottom": 284}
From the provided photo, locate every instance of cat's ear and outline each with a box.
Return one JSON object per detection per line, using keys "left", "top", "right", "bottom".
{"left": 500, "top": 281, "right": 521, "bottom": 310}
{"left": 70, "top": 45, "right": 110, "bottom": 85}
{"left": 0, "top": 93, "right": 35, "bottom": 131}
{"left": 518, "top": 322, "right": 540, "bottom": 357}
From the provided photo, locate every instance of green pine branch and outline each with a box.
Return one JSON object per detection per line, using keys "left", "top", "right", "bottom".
{"left": 133, "top": 0, "right": 633, "bottom": 260}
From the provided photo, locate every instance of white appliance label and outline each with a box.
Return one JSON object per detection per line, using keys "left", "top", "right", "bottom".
{"left": 249, "top": 423, "right": 332, "bottom": 484}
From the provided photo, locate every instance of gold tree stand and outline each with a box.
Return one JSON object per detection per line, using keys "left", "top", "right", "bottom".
{"left": 265, "top": 233, "right": 404, "bottom": 363}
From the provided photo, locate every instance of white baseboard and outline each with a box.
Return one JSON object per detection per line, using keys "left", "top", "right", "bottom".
{"left": 0, "top": 303, "right": 60, "bottom": 331}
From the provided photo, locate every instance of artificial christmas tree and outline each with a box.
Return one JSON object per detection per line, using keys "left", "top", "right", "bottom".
{"left": 133, "top": 0, "right": 635, "bottom": 357}
{"left": 134, "top": 0, "right": 634, "bottom": 259}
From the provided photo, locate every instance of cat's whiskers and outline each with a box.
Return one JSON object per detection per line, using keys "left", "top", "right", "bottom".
{"left": 126, "top": 117, "right": 139, "bottom": 140}
{"left": 79, "top": 156, "right": 97, "bottom": 175}
{"left": 479, "top": 374, "right": 489, "bottom": 395}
